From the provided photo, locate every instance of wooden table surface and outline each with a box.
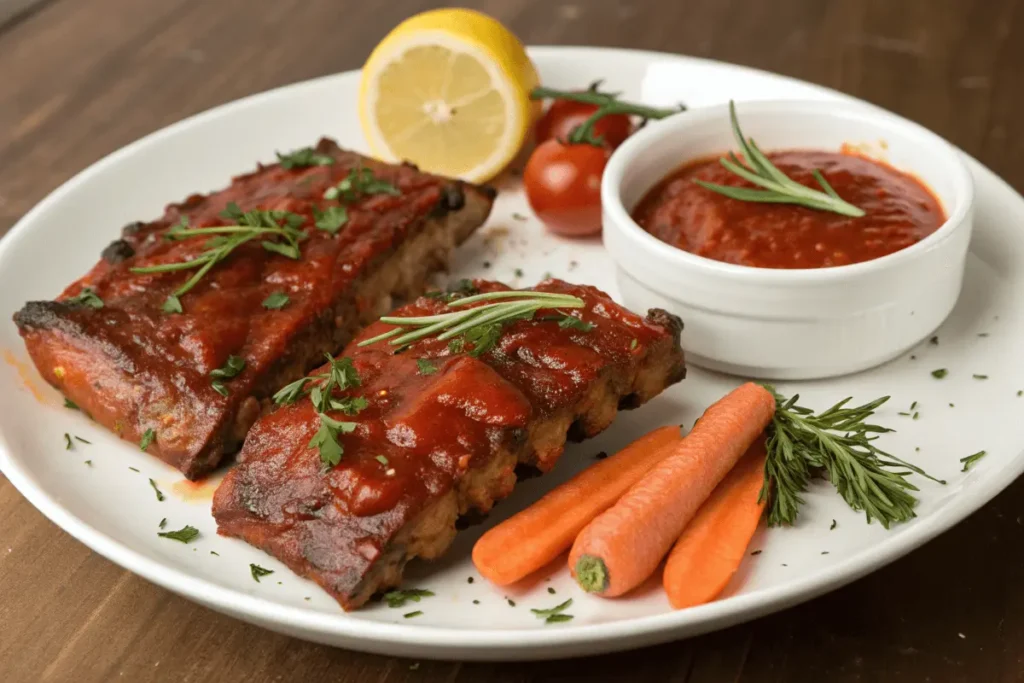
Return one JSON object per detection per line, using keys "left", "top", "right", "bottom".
{"left": 3, "top": 0, "right": 1024, "bottom": 680}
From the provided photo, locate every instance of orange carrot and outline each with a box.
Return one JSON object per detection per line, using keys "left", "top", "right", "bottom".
{"left": 569, "top": 382, "right": 775, "bottom": 597}
{"left": 473, "top": 426, "right": 682, "bottom": 586}
{"left": 663, "top": 437, "right": 767, "bottom": 609}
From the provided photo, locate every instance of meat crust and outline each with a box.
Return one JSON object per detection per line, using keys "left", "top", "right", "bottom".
{"left": 13, "top": 140, "right": 494, "bottom": 478}
{"left": 213, "top": 279, "right": 685, "bottom": 609}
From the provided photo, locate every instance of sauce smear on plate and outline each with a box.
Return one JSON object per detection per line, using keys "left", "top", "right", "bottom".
{"left": 632, "top": 150, "right": 945, "bottom": 269}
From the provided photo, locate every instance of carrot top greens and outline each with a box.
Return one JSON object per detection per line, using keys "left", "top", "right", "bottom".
{"left": 761, "top": 387, "right": 945, "bottom": 528}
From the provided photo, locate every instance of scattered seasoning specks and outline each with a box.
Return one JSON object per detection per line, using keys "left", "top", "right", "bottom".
{"left": 547, "top": 587, "right": 556, "bottom": 594}
{"left": 932, "top": 369, "right": 948, "bottom": 379}
{"left": 514, "top": 268, "right": 524, "bottom": 277}
{"left": 472, "top": 599, "right": 480, "bottom": 605}
{"left": 467, "top": 577, "right": 474, "bottom": 584}
{"left": 84, "top": 460, "right": 92, "bottom": 466}
{"left": 830, "top": 519, "right": 837, "bottom": 530}
{"left": 929, "top": 335, "right": 939, "bottom": 345}
{"left": 821, "top": 551, "right": 830, "bottom": 555}
{"left": 912, "top": 412, "right": 920, "bottom": 420}
{"left": 74, "top": 436, "right": 90, "bottom": 444}
{"left": 129, "top": 467, "right": 140, "bottom": 473}
{"left": 507, "top": 598, "right": 516, "bottom": 607}
{"left": 974, "top": 374, "right": 989, "bottom": 380}
{"left": 64, "top": 433, "right": 73, "bottom": 450}
{"left": 750, "top": 550, "right": 762, "bottom": 555}
{"left": 978, "top": 332, "right": 989, "bottom": 337}
{"left": 404, "top": 610, "right": 423, "bottom": 619}
{"left": 950, "top": 402, "right": 956, "bottom": 407}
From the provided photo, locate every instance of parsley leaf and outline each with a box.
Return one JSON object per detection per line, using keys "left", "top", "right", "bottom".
{"left": 557, "top": 314, "right": 595, "bottom": 332}
{"left": 262, "top": 291, "right": 290, "bottom": 310}
{"left": 159, "top": 518, "right": 167, "bottom": 529}
{"left": 375, "top": 455, "right": 389, "bottom": 466}
{"left": 931, "top": 368, "right": 948, "bottom": 379}
{"left": 417, "top": 358, "right": 438, "bottom": 375}
{"left": 403, "top": 611, "right": 423, "bottom": 618}
{"left": 162, "top": 294, "right": 183, "bottom": 314}
{"left": 139, "top": 428, "right": 156, "bottom": 452}
{"left": 64, "top": 433, "right": 73, "bottom": 450}
{"left": 530, "top": 598, "right": 574, "bottom": 621}
{"left": 323, "top": 165, "right": 400, "bottom": 202}
{"left": 313, "top": 206, "right": 349, "bottom": 234}
{"left": 383, "top": 588, "right": 434, "bottom": 608}
{"left": 329, "top": 396, "right": 369, "bottom": 415}
{"left": 66, "top": 287, "right": 104, "bottom": 309}
{"left": 262, "top": 240, "right": 301, "bottom": 259}
{"left": 276, "top": 147, "right": 335, "bottom": 169}
{"left": 149, "top": 478, "right": 165, "bottom": 502}
{"left": 158, "top": 525, "right": 199, "bottom": 543}
{"left": 211, "top": 355, "right": 246, "bottom": 379}
{"left": 250, "top": 563, "right": 275, "bottom": 582}
{"left": 309, "top": 413, "right": 357, "bottom": 468}
{"left": 63, "top": 398, "right": 79, "bottom": 410}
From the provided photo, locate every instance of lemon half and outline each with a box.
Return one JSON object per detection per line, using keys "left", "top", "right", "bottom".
{"left": 359, "top": 9, "right": 539, "bottom": 183}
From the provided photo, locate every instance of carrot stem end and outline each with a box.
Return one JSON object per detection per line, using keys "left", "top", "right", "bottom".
{"left": 575, "top": 555, "right": 609, "bottom": 594}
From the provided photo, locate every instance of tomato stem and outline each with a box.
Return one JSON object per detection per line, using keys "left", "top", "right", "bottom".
{"left": 530, "top": 85, "right": 685, "bottom": 147}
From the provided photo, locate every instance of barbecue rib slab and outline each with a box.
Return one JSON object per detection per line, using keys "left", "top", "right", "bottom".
{"left": 13, "top": 140, "right": 494, "bottom": 478}
{"left": 213, "top": 279, "right": 686, "bottom": 610}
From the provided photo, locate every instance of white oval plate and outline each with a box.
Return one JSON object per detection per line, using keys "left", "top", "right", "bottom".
{"left": 1, "top": 47, "right": 1022, "bottom": 661}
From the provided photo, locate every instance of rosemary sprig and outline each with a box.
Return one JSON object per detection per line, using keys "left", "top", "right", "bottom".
{"left": 761, "top": 387, "right": 944, "bottom": 529}
{"left": 694, "top": 101, "right": 865, "bottom": 217}
{"left": 530, "top": 81, "right": 684, "bottom": 146}
{"left": 357, "top": 291, "right": 586, "bottom": 354}
{"left": 131, "top": 203, "right": 306, "bottom": 311}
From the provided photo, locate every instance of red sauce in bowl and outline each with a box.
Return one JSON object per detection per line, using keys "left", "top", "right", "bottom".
{"left": 631, "top": 150, "right": 946, "bottom": 269}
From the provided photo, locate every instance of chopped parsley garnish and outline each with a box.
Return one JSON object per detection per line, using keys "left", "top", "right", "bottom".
{"left": 973, "top": 374, "right": 989, "bottom": 380}
{"left": 375, "top": 455, "right": 389, "bottom": 466}
{"left": 384, "top": 589, "right": 434, "bottom": 608}
{"left": 274, "top": 355, "right": 360, "bottom": 406}
{"left": 74, "top": 436, "right": 91, "bottom": 444}
{"left": 446, "top": 279, "right": 479, "bottom": 299}
{"left": 507, "top": 599, "right": 516, "bottom": 607}
{"left": 514, "top": 268, "right": 525, "bottom": 277}
{"left": 531, "top": 599, "right": 574, "bottom": 624}
{"left": 416, "top": 358, "right": 438, "bottom": 376}
{"left": 512, "top": 213, "right": 528, "bottom": 222}
{"left": 139, "top": 429, "right": 156, "bottom": 452}
{"left": 250, "top": 564, "right": 274, "bottom": 582}
{"left": 909, "top": 401, "right": 918, "bottom": 411}
{"left": 931, "top": 368, "right": 948, "bottom": 379}
{"left": 472, "top": 600, "right": 480, "bottom": 605}
{"left": 64, "top": 398, "right": 79, "bottom": 410}
{"left": 323, "top": 165, "right": 400, "bottom": 202}
{"left": 129, "top": 466, "right": 140, "bottom": 473}
{"left": 84, "top": 460, "right": 92, "bottom": 466}
{"left": 313, "top": 206, "right": 348, "bottom": 234}
{"left": 162, "top": 294, "right": 183, "bottom": 314}
{"left": 978, "top": 332, "right": 989, "bottom": 338}
{"left": 66, "top": 287, "right": 104, "bottom": 309}
{"left": 64, "top": 433, "right": 73, "bottom": 450}
{"left": 403, "top": 611, "right": 423, "bottom": 619}
{"left": 149, "top": 478, "right": 165, "bottom": 502}
{"left": 750, "top": 550, "right": 762, "bottom": 556}
{"left": 630, "top": 338, "right": 638, "bottom": 350}
{"left": 309, "top": 414, "right": 357, "bottom": 468}
{"left": 547, "top": 586, "right": 556, "bottom": 594}
{"left": 276, "top": 147, "right": 335, "bottom": 169}
{"left": 210, "top": 551, "right": 220, "bottom": 556}
{"left": 929, "top": 335, "right": 938, "bottom": 345}
{"left": 210, "top": 355, "right": 246, "bottom": 395}
{"left": 159, "top": 518, "right": 167, "bottom": 529}
{"left": 262, "top": 291, "right": 290, "bottom": 310}
{"left": 960, "top": 450, "right": 987, "bottom": 472}
{"left": 557, "top": 314, "right": 595, "bottom": 332}
{"left": 830, "top": 519, "right": 837, "bottom": 530}
{"left": 158, "top": 525, "right": 199, "bottom": 543}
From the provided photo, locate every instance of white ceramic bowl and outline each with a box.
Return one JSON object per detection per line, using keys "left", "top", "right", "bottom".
{"left": 602, "top": 100, "right": 975, "bottom": 380}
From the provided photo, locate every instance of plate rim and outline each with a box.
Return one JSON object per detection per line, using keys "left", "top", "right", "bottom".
{"left": 1, "top": 44, "right": 1023, "bottom": 657}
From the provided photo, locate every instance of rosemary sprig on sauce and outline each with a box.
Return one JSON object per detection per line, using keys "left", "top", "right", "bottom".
{"left": 761, "top": 387, "right": 944, "bottom": 529}
{"left": 694, "top": 101, "right": 866, "bottom": 218}
{"left": 357, "top": 290, "right": 586, "bottom": 354}
{"left": 130, "top": 203, "right": 306, "bottom": 312}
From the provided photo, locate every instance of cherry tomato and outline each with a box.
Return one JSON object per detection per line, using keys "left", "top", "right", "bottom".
{"left": 523, "top": 139, "right": 609, "bottom": 237}
{"left": 535, "top": 99, "right": 633, "bottom": 149}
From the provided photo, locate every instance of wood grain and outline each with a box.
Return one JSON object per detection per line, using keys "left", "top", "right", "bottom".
{"left": 2, "top": 1, "right": 1024, "bottom": 681}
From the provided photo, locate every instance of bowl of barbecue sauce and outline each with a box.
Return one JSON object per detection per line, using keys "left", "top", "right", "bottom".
{"left": 602, "top": 100, "right": 974, "bottom": 380}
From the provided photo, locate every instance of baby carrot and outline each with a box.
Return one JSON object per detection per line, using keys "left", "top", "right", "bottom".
{"left": 473, "top": 425, "right": 682, "bottom": 586}
{"left": 569, "top": 382, "right": 775, "bottom": 597}
{"left": 663, "top": 437, "right": 767, "bottom": 609}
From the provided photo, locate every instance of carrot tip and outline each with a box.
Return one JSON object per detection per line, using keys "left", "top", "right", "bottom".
{"left": 575, "top": 555, "right": 609, "bottom": 594}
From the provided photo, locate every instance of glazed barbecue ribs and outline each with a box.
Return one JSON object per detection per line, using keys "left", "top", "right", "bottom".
{"left": 212, "top": 279, "right": 686, "bottom": 610}
{"left": 13, "top": 140, "right": 494, "bottom": 478}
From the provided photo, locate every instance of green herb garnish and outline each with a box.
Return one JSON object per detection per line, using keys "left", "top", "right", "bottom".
{"left": 358, "top": 290, "right": 586, "bottom": 355}
{"left": 692, "top": 101, "right": 865, "bottom": 217}
{"left": 162, "top": 294, "right": 183, "bottom": 314}
{"left": 762, "top": 388, "right": 945, "bottom": 528}
{"left": 276, "top": 147, "right": 335, "bottom": 169}
{"left": 63, "top": 398, "right": 79, "bottom": 410}
{"left": 384, "top": 588, "right": 434, "bottom": 608}
{"left": 65, "top": 287, "right": 104, "bottom": 309}
{"left": 830, "top": 519, "right": 837, "bottom": 530}
{"left": 159, "top": 518, "right": 167, "bottom": 529}
{"left": 931, "top": 369, "right": 948, "bottom": 379}
{"left": 960, "top": 450, "right": 987, "bottom": 472}
{"left": 403, "top": 611, "right": 423, "bottom": 619}
{"left": 262, "top": 291, "right": 290, "bottom": 310}
{"left": 84, "top": 460, "right": 92, "bottom": 466}
{"left": 323, "top": 165, "right": 400, "bottom": 202}
{"left": 64, "top": 433, "right": 73, "bottom": 450}
{"left": 139, "top": 428, "right": 156, "bottom": 452}
{"left": 556, "top": 313, "right": 595, "bottom": 332}
{"left": 375, "top": 455, "right": 389, "bottom": 466}
{"left": 416, "top": 358, "right": 438, "bottom": 375}
{"left": 973, "top": 374, "right": 988, "bottom": 380}
{"left": 131, "top": 206, "right": 306, "bottom": 309}
{"left": 158, "top": 525, "right": 199, "bottom": 543}
{"left": 149, "top": 478, "right": 165, "bottom": 502}
{"left": 308, "top": 413, "right": 357, "bottom": 467}
{"left": 313, "top": 206, "right": 348, "bottom": 234}
{"left": 250, "top": 563, "right": 274, "bottom": 582}
{"left": 210, "top": 355, "right": 246, "bottom": 396}
{"left": 74, "top": 436, "right": 91, "bottom": 444}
